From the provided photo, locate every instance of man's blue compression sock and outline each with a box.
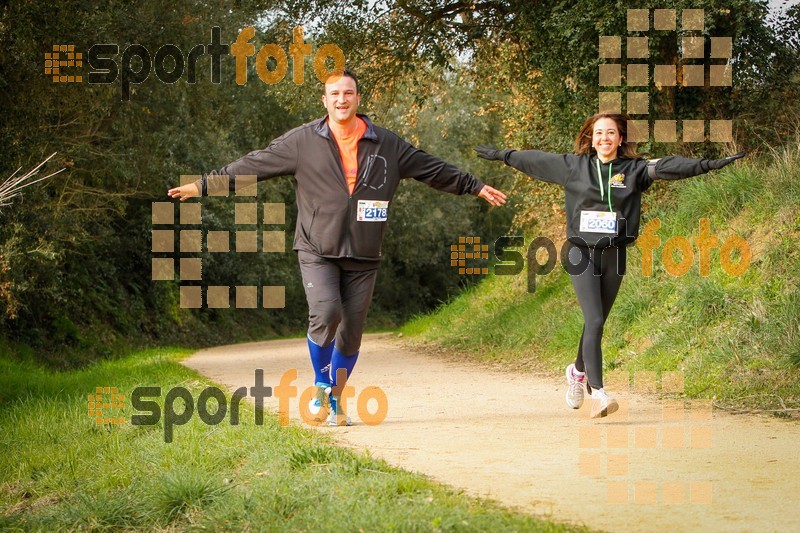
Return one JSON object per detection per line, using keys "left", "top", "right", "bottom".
{"left": 330, "top": 346, "right": 359, "bottom": 413}
{"left": 307, "top": 336, "right": 334, "bottom": 386}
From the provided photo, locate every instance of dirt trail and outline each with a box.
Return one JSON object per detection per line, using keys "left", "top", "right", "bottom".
{"left": 183, "top": 334, "right": 799, "bottom": 533}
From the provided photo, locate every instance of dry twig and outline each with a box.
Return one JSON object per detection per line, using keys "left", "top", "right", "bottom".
{"left": 0, "top": 153, "right": 65, "bottom": 208}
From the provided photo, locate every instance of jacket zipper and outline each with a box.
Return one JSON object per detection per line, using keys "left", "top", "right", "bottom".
{"left": 345, "top": 196, "right": 353, "bottom": 257}
{"left": 344, "top": 141, "right": 371, "bottom": 258}
{"left": 324, "top": 133, "right": 353, "bottom": 257}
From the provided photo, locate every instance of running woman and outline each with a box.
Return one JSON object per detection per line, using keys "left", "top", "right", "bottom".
{"left": 169, "top": 70, "right": 507, "bottom": 426}
{"left": 475, "top": 113, "right": 745, "bottom": 417}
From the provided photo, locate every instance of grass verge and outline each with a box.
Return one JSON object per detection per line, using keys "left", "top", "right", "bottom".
{"left": 0, "top": 348, "right": 585, "bottom": 531}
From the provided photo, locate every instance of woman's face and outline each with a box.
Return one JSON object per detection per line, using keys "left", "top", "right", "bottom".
{"left": 592, "top": 117, "right": 623, "bottom": 161}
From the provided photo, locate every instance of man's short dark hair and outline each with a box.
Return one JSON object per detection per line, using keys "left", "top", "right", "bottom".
{"left": 342, "top": 69, "right": 359, "bottom": 94}
{"left": 326, "top": 69, "right": 360, "bottom": 94}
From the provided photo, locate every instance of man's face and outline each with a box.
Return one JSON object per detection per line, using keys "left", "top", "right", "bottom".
{"left": 322, "top": 75, "right": 360, "bottom": 125}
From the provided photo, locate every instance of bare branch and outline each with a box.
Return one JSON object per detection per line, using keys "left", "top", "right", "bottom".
{"left": 0, "top": 153, "right": 65, "bottom": 208}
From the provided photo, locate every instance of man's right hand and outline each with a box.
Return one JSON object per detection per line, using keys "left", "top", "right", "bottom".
{"left": 474, "top": 145, "right": 514, "bottom": 162}
{"left": 167, "top": 183, "right": 200, "bottom": 201}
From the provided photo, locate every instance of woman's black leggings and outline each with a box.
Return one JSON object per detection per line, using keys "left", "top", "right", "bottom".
{"left": 566, "top": 243, "right": 627, "bottom": 391}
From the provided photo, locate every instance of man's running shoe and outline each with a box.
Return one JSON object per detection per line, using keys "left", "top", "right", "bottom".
{"left": 325, "top": 410, "right": 352, "bottom": 426}
{"left": 590, "top": 388, "right": 619, "bottom": 418}
{"left": 565, "top": 363, "right": 585, "bottom": 409}
{"left": 308, "top": 382, "right": 331, "bottom": 420}
{"left": 326, "top": 395, "right": 352, "bottom": 426}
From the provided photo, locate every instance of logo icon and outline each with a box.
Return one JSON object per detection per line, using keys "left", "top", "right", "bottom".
{"left": 610, "top": 173, "right": 626, "bottom": 188}
{"left": 88, "top": 387, "right": 125, "bottom": 425}
{"left": 45, "top": 44, "right": 83, "bottom": 83}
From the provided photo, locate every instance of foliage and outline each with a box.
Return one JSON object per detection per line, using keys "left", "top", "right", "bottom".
{"left": 0, "top": 1, "right": 513, "bottom": 362}
{"left": 375, "top": 68, "right": 516, "bottom": 321}
{"left": 1, "top": 1, "right": 796, "bottom": 362}
{"left": 0, "top": 0, "right": 294, "bottom": 355}
{"left": 276, "top": 0, "right": 799, "bottom": 233}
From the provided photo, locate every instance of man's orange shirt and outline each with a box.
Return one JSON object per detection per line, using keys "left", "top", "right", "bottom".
{"left": 330, "top": 117, "right": 367, "bottom": 194}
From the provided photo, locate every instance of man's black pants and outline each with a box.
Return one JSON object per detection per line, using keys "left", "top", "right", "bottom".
{"left": 298, "top": 251, "right": 379, "bottom": 356}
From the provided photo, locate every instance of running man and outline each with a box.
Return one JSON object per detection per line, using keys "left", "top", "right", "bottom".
{"left": 476, "top": 113, "right": 744, "bottom": 418}
{"left": 169, "top": 69, "right": 507, "bottom": 425}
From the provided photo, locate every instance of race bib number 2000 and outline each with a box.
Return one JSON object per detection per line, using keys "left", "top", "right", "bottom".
{"left": 579, "top": 210, "right": 617, "bottom": 233}
{"left": 357, "top": 200, "right": 389, "bottom": 222}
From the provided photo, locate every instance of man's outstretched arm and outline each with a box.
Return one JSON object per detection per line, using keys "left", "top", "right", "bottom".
{"left": 397, "top": 138, "right": 507, "bottom": 206}
{"left": 167, "top": 130, "right": 299, "bottom": 201}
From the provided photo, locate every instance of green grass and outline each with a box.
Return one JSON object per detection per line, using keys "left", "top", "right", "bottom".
{"left": 402, "top": 145, "right": 800, "bottom": 414}
{"left": 0, "top": 349, "right": 585, "bottom": 531}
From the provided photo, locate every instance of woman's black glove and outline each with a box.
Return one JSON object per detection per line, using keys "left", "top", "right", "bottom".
{"left": 708, "top": 151, "right": 747, "bottom": 170}
{"left": 474, "top": 145, "right": 514, "bottom": 163}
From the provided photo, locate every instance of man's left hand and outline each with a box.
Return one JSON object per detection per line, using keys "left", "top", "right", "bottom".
{"left": 477, "top": 185, "right": 507, "bottom": 206}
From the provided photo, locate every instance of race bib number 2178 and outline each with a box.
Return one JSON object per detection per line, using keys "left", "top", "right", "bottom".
{"left": 357, "top": 200, "right": 389, "bottom": 222}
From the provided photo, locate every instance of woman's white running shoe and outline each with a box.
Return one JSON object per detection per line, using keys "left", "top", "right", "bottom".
{"left": 590, "top": 388, "right": 619, "bottom": 418}
{"left": 565, "top": 363, "right": 585, "bottom": 409}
